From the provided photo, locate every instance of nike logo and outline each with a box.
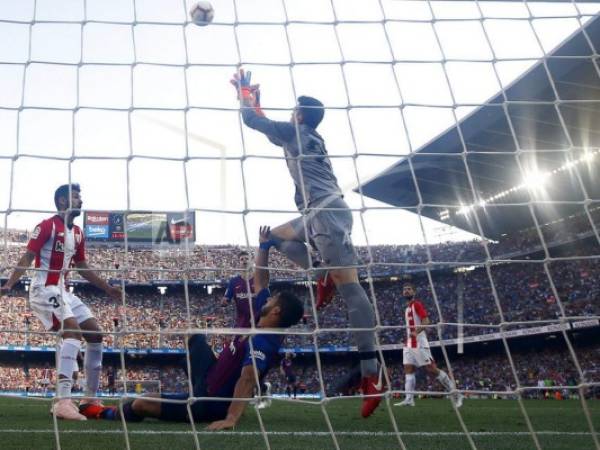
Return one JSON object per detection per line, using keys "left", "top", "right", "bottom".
{"left": 372, "top": 367, "right": 384, "bottom": 391}
{"left": 170, "top": 218, "right": 186, "bottom": 225}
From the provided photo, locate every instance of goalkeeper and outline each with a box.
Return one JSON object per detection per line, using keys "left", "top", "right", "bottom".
{"left": 231, "top": 69, "right": 383, "bottom": 418}
{"left": 97, "top": 226, "right": 303, "bottom": 430}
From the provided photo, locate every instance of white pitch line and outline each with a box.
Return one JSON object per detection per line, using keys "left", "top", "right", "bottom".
{"left": 0, "top": 430, "right": 596, "bottom": 437}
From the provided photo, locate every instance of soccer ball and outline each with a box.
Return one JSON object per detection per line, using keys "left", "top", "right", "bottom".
{"left": 190, "top": 1, "right": 214, "bottom": 26}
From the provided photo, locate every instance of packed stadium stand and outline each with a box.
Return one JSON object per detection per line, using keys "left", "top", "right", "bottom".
{"left": 1, "top": 217, "right": 599, "bottom": 399}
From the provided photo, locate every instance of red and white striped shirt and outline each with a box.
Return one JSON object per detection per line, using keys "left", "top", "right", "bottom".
{"left": 404, "top": 299, "right": 429, "bottom": 349}
{"left": 26, "top": 215, "right": 86, "bottom": 289}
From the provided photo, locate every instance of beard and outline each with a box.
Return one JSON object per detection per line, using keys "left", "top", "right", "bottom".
{"left": 260, "top": 303, "right": 274, "bottom": 318}
{"left": 403, "top": 294, "right": 414, "bottom": 301}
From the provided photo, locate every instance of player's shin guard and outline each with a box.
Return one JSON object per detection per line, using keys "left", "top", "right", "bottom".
{"left": 84, "top": 342, "right": 103, "bottom": 398}
{"left": 405, "top": 373, "right": 416, "bottom": 402}
{"left": 57, "top": 338, "right": 81, "bottom": 398}
{"left": 337, "top": 283, "right": 377, "bottom": 376}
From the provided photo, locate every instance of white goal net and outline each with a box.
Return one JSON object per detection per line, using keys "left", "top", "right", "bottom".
{"left": 0, "top": 0, "right": 599, "bottom": 449}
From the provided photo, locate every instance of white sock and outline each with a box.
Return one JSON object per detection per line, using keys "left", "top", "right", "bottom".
{"left": 57, "top": 338, "right": 81, "bottom": 399}
{"left": 84, "top": 342, "right": 103, "bottom": 398}
{"left": 437, "top": 370, "right": 455, "bottom": 392}
{"left": 405, "top": 373, "right": 416, "bottom": 402}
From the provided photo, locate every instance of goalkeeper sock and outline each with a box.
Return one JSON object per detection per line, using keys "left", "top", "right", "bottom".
{"left": 57, "top": 338, "right": 81, "bottom": 399}
{"left": 84, "top": 342, "right": 103, "bottom": 398}
{"left": 405, "top": 373, "right": 416, "bottom": 402}
{"left": 437, "top": 370, "right": 455, "bottom": 392}
{"left": 293, "top": 385, "right": 297, "bottom": 398}
{"left": 337, "top": 283, "right": 378, "bottom": 377}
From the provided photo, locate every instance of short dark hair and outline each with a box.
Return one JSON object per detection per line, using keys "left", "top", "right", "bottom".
{"left": 297, "top": 96, "right": 324, "bottom": 129}
{"left": 54, "top": 184, "right": 80, "bottom": 210}
{"left": 275, "top": 291, "right": 304, "bottom": 328}
{"left": 238, "top": 250, "right": 249, "bottom": 258}
{"left": 403, "top": 282, "right": 416, "bottom": 289}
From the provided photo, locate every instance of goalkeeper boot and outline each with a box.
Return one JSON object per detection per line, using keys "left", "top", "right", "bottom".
{"left": 52, "top": 399, "right": 87, "bottom": 421}
{"left": 360, "top": 368, "right": 384, "bottom": 418}
{"left": 316, "top": 272, "right": 336, "bottom": 309}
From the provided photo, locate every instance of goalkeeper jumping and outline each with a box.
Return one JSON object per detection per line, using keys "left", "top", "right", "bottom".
{"left": 231, "top": 69, "right": 383, "bottom": 418}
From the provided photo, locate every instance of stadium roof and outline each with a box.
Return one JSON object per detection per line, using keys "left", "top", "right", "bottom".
{"left": 358, "top": 15, "right": 600, "bottom": 240}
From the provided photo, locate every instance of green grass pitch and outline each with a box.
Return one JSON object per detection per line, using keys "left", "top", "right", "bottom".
{"left": 0, "top": 397, "right": 597, "bottom": 450}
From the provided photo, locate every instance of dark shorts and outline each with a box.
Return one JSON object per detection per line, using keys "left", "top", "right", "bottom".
{"left": 159, "top": 394, "right": 230, "bottom": 423}
{"left": 159, "top": 335, "right": 229, "bottom": 423}
{"left": 286, "top": 374, "right": 297, "bottom": 384}
{"left": 290, "top": 196, "right": 358, "bottom": 267}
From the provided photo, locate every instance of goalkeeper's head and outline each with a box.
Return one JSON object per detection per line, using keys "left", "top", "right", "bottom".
{"left": 259, "top": 291, "right": 304, "bottom": 329}
{"left": 292, "top": 96, "right": 324, "bottom": 129}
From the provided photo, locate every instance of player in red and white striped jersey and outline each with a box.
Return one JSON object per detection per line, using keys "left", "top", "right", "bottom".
{"left": 1, "top": 184, "right": 121, "bottom": 420}
{"left": 394, "top": 282, "right": 463, "bottom": 408}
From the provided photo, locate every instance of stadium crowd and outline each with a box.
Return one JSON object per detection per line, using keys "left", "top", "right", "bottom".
{"left": 0, "top": 253, "right": 599, "bottom": 349}
{"left": 2, "top": 206, "right": 599, "bottom": 283}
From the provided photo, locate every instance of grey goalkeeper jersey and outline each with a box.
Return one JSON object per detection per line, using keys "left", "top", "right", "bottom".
{"left": 241, "top": 109, "right": 342, "bottom": 210}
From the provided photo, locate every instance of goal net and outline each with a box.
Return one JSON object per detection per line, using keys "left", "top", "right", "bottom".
{"left": 0, "top": 0, "right": 599, "bottom": 449}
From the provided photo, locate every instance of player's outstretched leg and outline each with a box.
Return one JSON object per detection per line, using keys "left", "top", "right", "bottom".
{"left": 329, "top": 270, "right": 383, "bottom": 418}
{"left": 52, "top": 318, "right": 87, "bottom": 421}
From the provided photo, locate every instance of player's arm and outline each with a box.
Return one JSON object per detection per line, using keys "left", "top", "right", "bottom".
{"left": 0, "top": 250, "right": 35, "bottom": 293}
{"left": 221, "top": 279, "right": 234, "bottom": 307}
{"left": 72, "top": 232, "right": 121, "bottom": 300}
{"left": 1, "top": 221, "right": 50, "bottom": 294}
{"left": 412, "top": 303, "right": 430, "bottom": 336}
{"left": 206, "top": 365, "right": 255, "bottom": 430}
{"left": 414, "top": 316, "right": 430, "bottom": 336}
{"left": 253, "top": 226, "right": 273, "bottom": 292}
{"left": 74, "top": 261, "right": 121, "bottom": 300}
{"left": 230, "top": 69, "right": 295, "bottom": 145}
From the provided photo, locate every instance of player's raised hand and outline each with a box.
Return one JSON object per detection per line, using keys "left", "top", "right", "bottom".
{"left": 259, "top": 226, "right": 271, "bottom": 244}
{"left": 230, "top": 68, "right": 252, "bottom": 88}
{"left": 206, "top": 417, "right": 236, "bottom": 431}
{"left": 230, "top": 69, "right": 259, "bottom": 104}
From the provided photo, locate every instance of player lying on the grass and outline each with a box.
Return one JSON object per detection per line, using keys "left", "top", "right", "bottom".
{"left": 95, "top": 226, "right": 304, "bottom": 430}
{"left": 0, "top": 183, "right": 121, "bottom": 421}
{"left": 394, "top": 282, "right": 463, "bottom": 408}
{"left": 231, "top": 69, "right": 383, "bottom": 418}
